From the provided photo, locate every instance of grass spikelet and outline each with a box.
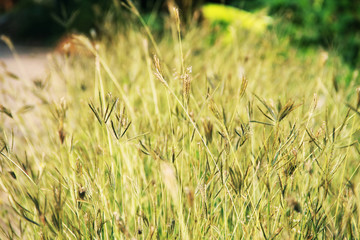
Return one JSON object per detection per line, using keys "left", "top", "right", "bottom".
{"left": 173, "top": 7, "right": 181, "bottom": 34}
{"left": 277, "top": 99, "right": 299, "bottom": 122}
{"left": 202, "top": 117, "right": 213, "bottom": 143}
{"left": 0, "top": 35, "right": 15, "bottom": 51}
{"left": 153, "top": 55, "right": 167, "bottom": 86}
{"left": 181, "top": 66, "right": 192, "bottom": 106}
{"left": 0, "top": 105, "right": 13, "bottom": 118}
{"left": 208, "top": 96, "right": 222, "bottom": 121}
{"left": 184, "top": 186, "right": 194, "bottom": 208}
{"left": 239, "top": 75, "right": 248, "bottom": 98}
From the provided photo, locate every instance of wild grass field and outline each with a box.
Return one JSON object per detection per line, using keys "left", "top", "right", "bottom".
{"left": 1, "top": 3, "right": 360, "bottom": 239}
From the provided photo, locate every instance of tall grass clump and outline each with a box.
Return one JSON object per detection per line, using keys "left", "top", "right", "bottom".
{"left": 0, "top": 3, "right": 360, "bottom": 239}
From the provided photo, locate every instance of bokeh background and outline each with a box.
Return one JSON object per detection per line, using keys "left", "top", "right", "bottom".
{"left": 1, "top": 0, "right": 359, "bottom": 67}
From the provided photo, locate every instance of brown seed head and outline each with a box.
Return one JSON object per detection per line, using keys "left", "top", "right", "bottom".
{"left": 286, "top": 196, "right": 302, "bottom": 213}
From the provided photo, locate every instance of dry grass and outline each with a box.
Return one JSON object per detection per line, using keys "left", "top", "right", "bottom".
{"left": 0, "top": 7, "right": 360, "bottom": 239}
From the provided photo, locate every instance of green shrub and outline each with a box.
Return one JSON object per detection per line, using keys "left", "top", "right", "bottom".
{"left": 232, "top": 0, "right": 360, "bottom": 68}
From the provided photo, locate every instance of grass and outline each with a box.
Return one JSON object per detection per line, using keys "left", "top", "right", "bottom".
{"left": 1, "top": 6, "right": 360, "bottom": 239}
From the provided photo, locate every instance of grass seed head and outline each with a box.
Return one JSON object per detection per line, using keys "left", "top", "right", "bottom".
{"left": 239, "top": 75, "right": 248, "bottom": 98}
{"left": 184, "top": 186, "right": 194, "bottom": 208}
{"left": 202, "top": 118, "right": 213, "bottom": 143}
{"left": 208, "top": 97, "right": 221, "bottom": 121}
{"left": 78, "top": 186, "right": 86, "bottom": 200}
{"left": 278, "top": 99, "right": 298, "bottom": 122}
{"left": 0, "top": 105, "right": 13, "bottom": 118}
{"left": 153, "top": 55, "right": 167, "bottom": 85}
{"left": 173, "top": 7, "right": 181, "bottom": 33}
{"left": 286, "top": 196, "right": 302, "bottom": 213}
{"left": 58, "top": 126, "right": 66, "bottom": 144}
{"left": 182, "top": 66, "right": 192, "bottom": 106}
{"left": 114, "top": 212, "right": 132, "bottom": 238}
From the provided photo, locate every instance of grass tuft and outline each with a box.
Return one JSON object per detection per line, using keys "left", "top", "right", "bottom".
{"left": 0, "top": 5, "right": 359, "bottom": 239}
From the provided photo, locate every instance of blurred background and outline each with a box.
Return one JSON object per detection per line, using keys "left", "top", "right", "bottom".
{"left": 0, "top": 0, "right": 359, "bottom": 67}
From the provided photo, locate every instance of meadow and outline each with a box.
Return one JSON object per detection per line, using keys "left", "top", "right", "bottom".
{"left": 0, "top": 3, "right": 360, "bottom": 239}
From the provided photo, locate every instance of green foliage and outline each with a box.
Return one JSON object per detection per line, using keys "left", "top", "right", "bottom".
{"left": 233, "top": 0, "right": 360, "bottom": 67}
{"left": 202, "top": 4, "right": 272, "bottom": 34}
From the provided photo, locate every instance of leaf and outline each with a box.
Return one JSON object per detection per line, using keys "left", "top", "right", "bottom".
{"left": 17, "top": 105, "right": 34, "bottom": 114}
{"left": 8, "top": 171, "right": 16, "bottom": 179}
{"left": 352, "top": 129, "right": 360, "bottom": 143}
{"left": 0, "top": 35, "right": 15, "bottom": 51}
{"left": 104, "top": 98, "right": 118, "bottom": 123}
{"left": 111, "top": 120, "right": 119, "bottom": 139}
{"left": 120, "top": 122, "right": 131, "bottom": 138}
{"left": 5, "top": 71, "right": 19, "bottom": 80}
{"left": 305, "top": 128, "right": 322, "bottom": 150}
{"left": 0, "top": 105, "right": 13, "bottom": 118}
{"left": 346, "top": 103, "right": 360, "bottom": 116}
{"left": 257, "top": 105, "right": 274, "bottom": 122}
{"left": 88, "top": 102, "right": 102, "bottom": 124}
{"left": 278, "top": 100, "right": 299, "bottom": 122}
{"left": 254, "top": 94, "right": 277, "bottom": 121}
{"left": 357, "top": 87, "right": 360, "bottom": 109}
{"left": 250, "top": 120, "right": 274, "bottom": 126}
{"left": 50, "top": 13, "right": 67, "bottom": 28}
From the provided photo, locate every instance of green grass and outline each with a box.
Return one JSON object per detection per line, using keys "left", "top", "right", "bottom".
{"left": 1, "top": 8, "right": 360, "bottom": 239}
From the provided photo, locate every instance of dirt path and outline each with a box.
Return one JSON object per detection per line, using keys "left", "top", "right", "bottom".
{"left": 0, "top": 43, "right": 51, "bottom": 80}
